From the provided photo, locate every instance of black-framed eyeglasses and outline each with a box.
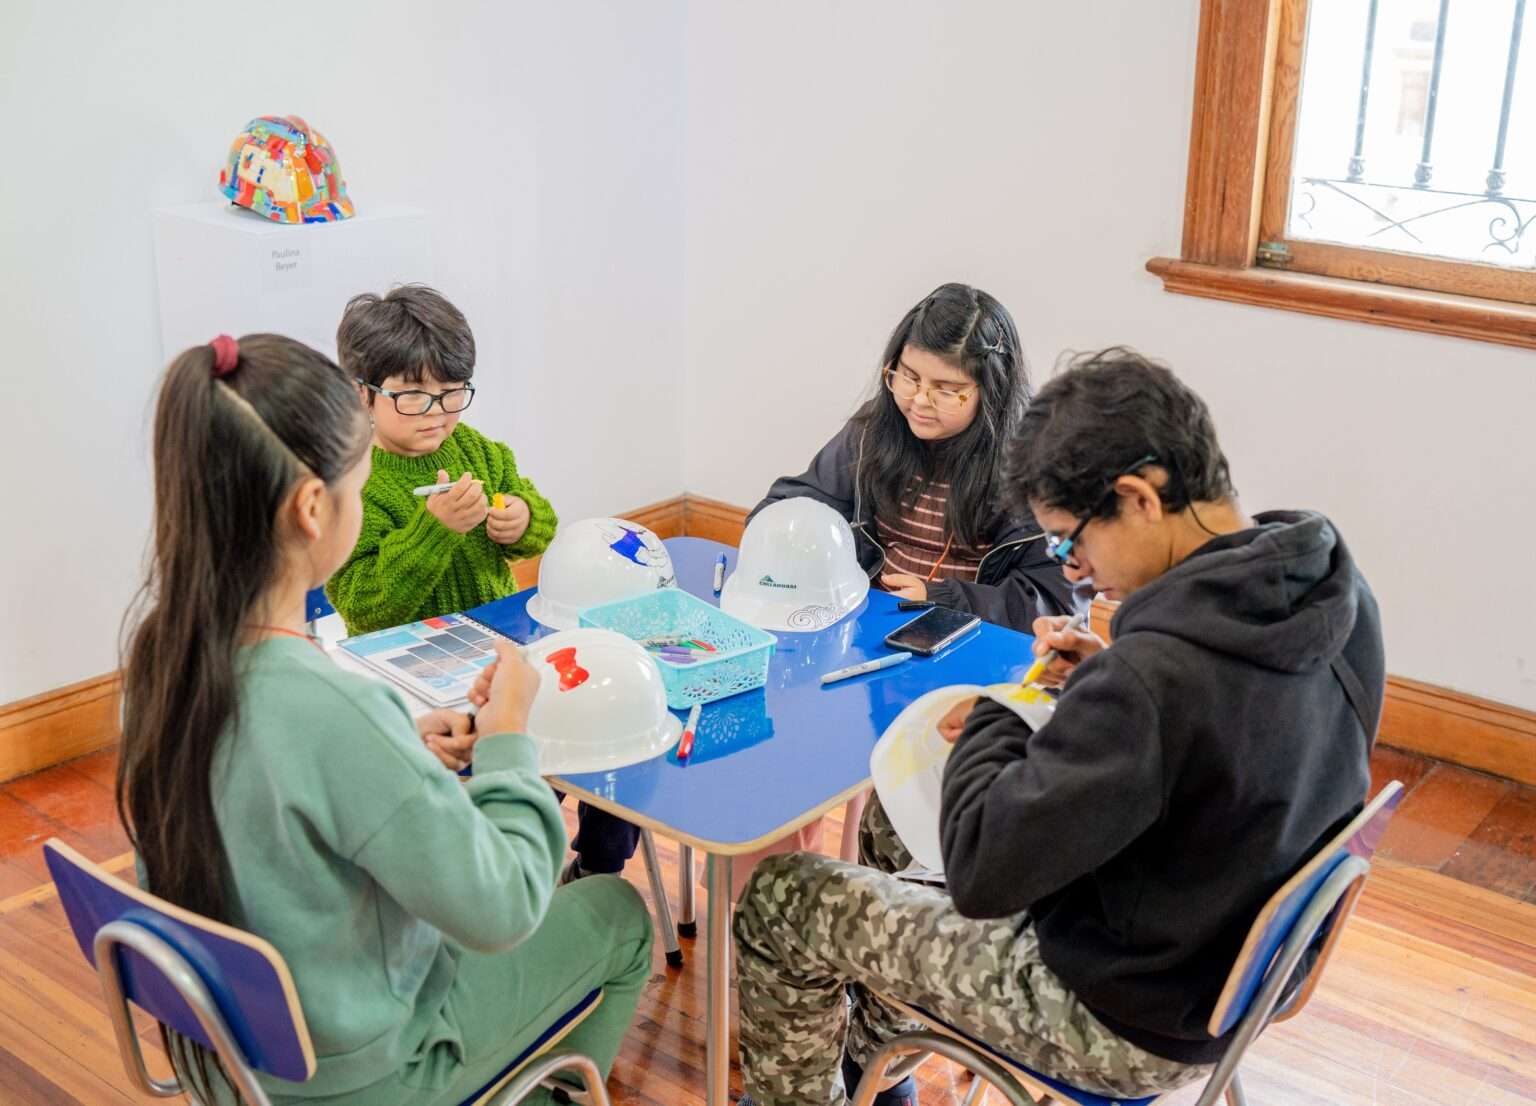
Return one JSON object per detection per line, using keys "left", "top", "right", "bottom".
{"left": 357, "top": 378, "right": 476, "bottom": 416}
{"left": 1044, "top": 454, "right": 1158, "bottom": 565}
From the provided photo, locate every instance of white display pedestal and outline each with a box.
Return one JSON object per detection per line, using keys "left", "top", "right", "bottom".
{"left": 153, "top": 202, "right": 432, "bottom": 363}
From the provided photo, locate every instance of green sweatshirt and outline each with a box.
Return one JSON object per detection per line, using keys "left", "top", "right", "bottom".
{"left": 208, "top": 638, "right": 566, "bottom": 1100}
{"left": 329, "top": 422, "right": 558, "bottom": 634}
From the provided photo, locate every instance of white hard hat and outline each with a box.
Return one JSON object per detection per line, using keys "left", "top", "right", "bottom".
{"left": 527, "top": 518, "right": 677, "bottom": 630}
{"left": 869, "top": 684, "right": 1055, "bottom": 871}
{"left": 522, "top": 629, "right": 683, "bottom": 774}
{"left": 720, "top": 498, "right": 869, "bottom": 632}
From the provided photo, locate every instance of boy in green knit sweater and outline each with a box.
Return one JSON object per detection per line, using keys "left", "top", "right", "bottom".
{"left": 329, "top": 285, "right": 558, "bottom": 635}
{"left": 330, "top": 285, "right": 643, "bottom": 882}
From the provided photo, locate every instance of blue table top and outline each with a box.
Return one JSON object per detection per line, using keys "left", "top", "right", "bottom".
{"left": 466, "top": 537, "right": 1040, "bottom": 854}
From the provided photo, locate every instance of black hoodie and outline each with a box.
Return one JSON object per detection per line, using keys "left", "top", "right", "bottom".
{"left": 752, "top": 419, "right": 1082, "bottom": 628}
{"left": 940, "top": 511, "right": 1384, "bottom": 1064}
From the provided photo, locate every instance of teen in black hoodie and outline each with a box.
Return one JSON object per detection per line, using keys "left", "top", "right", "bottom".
{"left": 732, "top": 348, "right": 1384, "bottom": 1106}
{"left": 943, "top": 347, "right": 1385, "bottom": 1061}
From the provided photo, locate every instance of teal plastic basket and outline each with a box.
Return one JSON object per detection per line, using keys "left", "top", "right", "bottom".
{"left": 578, "top": 589, "right": 776, "bottom": 708}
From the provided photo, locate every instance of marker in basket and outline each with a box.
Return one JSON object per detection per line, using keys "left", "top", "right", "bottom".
{"left": 676, "top": 703, "right": 702, "bottom": 762}
{"left": 820, "top": 652, "right": 910, "bottom": 686}
{"left": 712, "top": 553, "right": 727, "bottom": 594}
{"left": 1016, "top": 611, "right": 1089, "bottom": 691}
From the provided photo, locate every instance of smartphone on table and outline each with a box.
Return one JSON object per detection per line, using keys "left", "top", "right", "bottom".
{"left": 884, "top": 606, "right": 981, "bottom": 656}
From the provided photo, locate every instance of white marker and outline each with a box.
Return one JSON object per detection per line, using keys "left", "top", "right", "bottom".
{"left": 820, "top": 652, "right": 911, "bottom": 686}
{"left": 413, "top": 482, "right": 457, "bottom": 497}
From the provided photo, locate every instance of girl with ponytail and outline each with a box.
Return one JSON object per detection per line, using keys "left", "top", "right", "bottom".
{"left": 119, "top": 334, "right": 650, "bottom": 1105}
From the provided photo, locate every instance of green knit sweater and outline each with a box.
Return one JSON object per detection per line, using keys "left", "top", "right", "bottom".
{"left": 329, "top": 423, "right": 558, "bottom": 634}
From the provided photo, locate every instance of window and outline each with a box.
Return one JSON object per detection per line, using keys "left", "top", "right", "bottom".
{"left": 1148, "top": 0, "right": 1536, "bottom": 349}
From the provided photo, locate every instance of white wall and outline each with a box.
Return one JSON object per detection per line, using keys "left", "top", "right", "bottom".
{"left": 682, "top": 1, "right": 1536, "bottom": 711}
{"left": 5, "top": 0, "right": 1533, "bottom": 714}
{"left": 0, "top": 0, "right": 685, "bottom": 703}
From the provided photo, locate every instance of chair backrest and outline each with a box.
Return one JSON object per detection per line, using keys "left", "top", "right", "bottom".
{"left": 305, "top": 587, "right": 335, "bottom": 623}
{"left": 1207, "top": 780, "right": 1404, "bottom": 1036}
{"left": 44, "top": 838, "right": 316, "bottom": 1083}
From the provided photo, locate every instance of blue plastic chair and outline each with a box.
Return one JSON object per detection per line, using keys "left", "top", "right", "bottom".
{"left": 304, "top": 587, "right": 334, "bottom": 637}
{"left": 853, "top": 780, "right": 1406, "bottom": 1106}
{"left": 44, "top": 838, "right": 613, "bottom": 1106}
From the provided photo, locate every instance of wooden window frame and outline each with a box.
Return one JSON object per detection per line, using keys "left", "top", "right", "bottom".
{"left": 1148, "top": 0, "right": 1536, "bottom": 350}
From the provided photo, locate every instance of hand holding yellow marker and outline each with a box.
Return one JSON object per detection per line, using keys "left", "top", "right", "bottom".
{"left": 1011, "top": 611, "right": 1089, "bottom": 701}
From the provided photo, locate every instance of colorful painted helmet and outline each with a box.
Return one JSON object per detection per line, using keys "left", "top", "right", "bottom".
{"left": 523, "top": 629, "right": 682, "bottom": 773}
{"left": 528, "top": 518, "right": 677, "bottom": 630}
{"left": 721, "top": 498, "right": 869, "bottom": 632}
{"left": 218, "top": 115, "right": 354, "bottom": 225}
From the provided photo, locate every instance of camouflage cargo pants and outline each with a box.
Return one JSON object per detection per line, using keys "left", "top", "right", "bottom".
{"left": 732, "top": 796, "right": 1211, "bottom": 1106}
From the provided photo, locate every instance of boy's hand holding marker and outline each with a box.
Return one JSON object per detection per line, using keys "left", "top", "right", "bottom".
{"left": 1026, "top": 612, "right": 1105, "bottom": 689}
{"left": 422, "top": 469, "right": 488, "bottom": 534}
{"left": 487, "top": 492, "right": 531, "bottom": 546}
{"left": 936, "top": 612, "right": 1108, "bottom": 744}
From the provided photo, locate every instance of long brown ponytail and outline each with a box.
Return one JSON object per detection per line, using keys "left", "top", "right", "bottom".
{"left": 117, "top": 334, "right": 367, "bottom": 1099}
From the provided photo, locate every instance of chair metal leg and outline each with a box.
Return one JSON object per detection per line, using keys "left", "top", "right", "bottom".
{"left": 880, "top": 1049, "right": 929, "bottom": 1085}
{"left": 961, "top": 1073, "right": 989, "bottom": 1106}
{"left": 1224, "top": 1071, "right": 1248, "bottom": 1106}
{"left": 850, "top": 1032, "right": 1033, "bottom": 1106}
{"left": 94, "top": 921, "right": 271, "bottom": 1104}
{"left": 677, "top": 842, "right": 697, "bottom": 937}
{"left": 487, "top": 1048, "right": 613, "bottom": 1106}
{"left": 639, "top": 830, "right": 683, "bottom": 968}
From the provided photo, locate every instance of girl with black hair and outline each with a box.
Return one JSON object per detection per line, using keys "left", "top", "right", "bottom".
{"left": 753, "top": 282, "right": 1076, "bottom": 629}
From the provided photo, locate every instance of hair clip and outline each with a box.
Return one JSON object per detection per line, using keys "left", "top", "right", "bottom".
{"left": 980, "top": 337, "right": 1006, "bottom": 356}
{"left": 209, "top": 334, "right": 240, "bottom": 377}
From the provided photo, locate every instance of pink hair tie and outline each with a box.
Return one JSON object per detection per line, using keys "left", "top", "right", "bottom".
{"left": 209, "top": 334, "right": 240, "bottom": 377}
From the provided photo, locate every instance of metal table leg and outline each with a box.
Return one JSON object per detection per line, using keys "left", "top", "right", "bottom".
{"left": 839, "top": 788, "right": 870, "bottom": 862}
{"left": 678, "top": 843, "right": 697, "bottom": 937}
{"left": 705, "top": 853, "right": 734, "bottom": 1106}
{"left": 640, "top": 829, "right": 684, "bottom": 968}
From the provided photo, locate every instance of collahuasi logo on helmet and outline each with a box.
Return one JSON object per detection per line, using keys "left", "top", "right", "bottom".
{"left": 758, "top": 575, "right": 798, "bottom": 589}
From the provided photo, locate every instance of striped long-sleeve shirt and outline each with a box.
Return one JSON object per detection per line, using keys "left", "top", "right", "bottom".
{"left": 874, "top": 481, "right": 991, "bottom": 582}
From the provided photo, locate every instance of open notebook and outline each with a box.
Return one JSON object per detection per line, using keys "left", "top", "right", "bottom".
{"left": 337, "top": 613, "right": 510, "bottom": 708}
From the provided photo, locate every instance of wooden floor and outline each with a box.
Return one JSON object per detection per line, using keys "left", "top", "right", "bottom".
{"left": 1, "top": 744, "right": 1533, "bottom": 1104}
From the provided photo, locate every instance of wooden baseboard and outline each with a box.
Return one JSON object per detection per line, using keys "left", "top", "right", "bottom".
{"left": 681, "top": 493, "right": 749, "bottom": 545}
{"left": 1381, "top": 678, "right": 1536, "bottom": 788}
{"left": 0, "top": 673, "right": 121, "bottom": 784}
{"left": 6, "top": 492, "right": 1534, "bottom": 788}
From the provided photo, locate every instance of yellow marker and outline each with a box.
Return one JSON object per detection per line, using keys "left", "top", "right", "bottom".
{"left": 492, "top": 493, "right": 508, "bottom": 510}
{"left": 1016, "top": 611, "right": 1089, "bottom": 693}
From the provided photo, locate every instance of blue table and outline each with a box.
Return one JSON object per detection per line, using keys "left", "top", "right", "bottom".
{"left": 466, "top": 537, "right": 1040, "bottom": 1106}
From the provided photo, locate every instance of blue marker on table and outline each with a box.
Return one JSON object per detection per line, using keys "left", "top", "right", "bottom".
{"left": 712, "top": 553, "right": 728, "bottom": 594}
{"left": 820, "top": 652, "right": 910, "bottom": 686}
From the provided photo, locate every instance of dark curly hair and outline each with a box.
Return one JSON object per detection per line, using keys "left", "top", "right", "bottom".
{"left": 337, "top": 283, "right": 476, "bottom": 393}
{"left": 1005, "top": 347, "right": 1235, "bottom": 519}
